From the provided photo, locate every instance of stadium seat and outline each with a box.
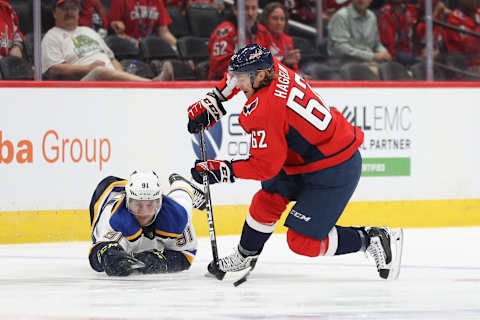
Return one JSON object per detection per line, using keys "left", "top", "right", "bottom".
{"left": 186, "top": 7, "right": 222, "bottom": 38}
{"left": 166, "top": 6, "right": 191, "bottom": 38}
{"left": 291, "top": 36, "right": 325, "bottom": 65}
{"left": 194, "top": 59, "right": 210, "bottom": 80}
{"left": 410, "top": 62, "right": 447, "bottom": 81}
{"left": 120, "top": 59, "right": 155, "bottom": 79}
{"left": 105, "top": 35, "right": 140, "bottom": 60}
{"left": 177, "top": 36, "right": 209, "bottom": 62}
{"left": 300, "top": 62, "right": 343, "bottom": 80}
{"left": 0, "top": 56, "right": 34, "bottom": 80}
{"left": 41, "top": 1, "right": 56, "bottom": 32}
{"left": 340, "top": 62, "right": 378, "bottom": 80}
{"left": 139, "top": 36, "right": 178, "bottom": 61}
{"left": 23, "top": 33, "right": 34, "bottom": 63}
{"left": 169, "top": 60, "right": 197, "bottom": 80}
{"left": 10, "top": 0, "right": 33, "bottom": 35}
{"left": 378, "top": 61, "right": 412, "bottom": 81}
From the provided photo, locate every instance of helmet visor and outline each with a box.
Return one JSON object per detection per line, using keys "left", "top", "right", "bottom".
{"left": 231, "top": 71, "right": 255, "bottom": 87}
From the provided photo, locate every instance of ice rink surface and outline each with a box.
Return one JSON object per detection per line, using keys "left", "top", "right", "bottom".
{"left": 1, "top": 227, "right": 479, "bottom": 320}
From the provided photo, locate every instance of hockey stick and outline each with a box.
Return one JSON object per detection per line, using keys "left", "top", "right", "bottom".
{"left": 199, "top": 128, "right": 252, "bottom": 287}
{"left": 199, "top": 128, "right": 222, "bottom": 279}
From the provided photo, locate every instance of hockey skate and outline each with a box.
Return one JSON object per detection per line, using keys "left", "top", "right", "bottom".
{"left": 168, "top": 173, "right": 206, "bottom": 210}
{"left": 207, "top": 246, "right": 259, "bottom": 286}
{"left": 365, "top": 227, "right": 404, "bottom": 280}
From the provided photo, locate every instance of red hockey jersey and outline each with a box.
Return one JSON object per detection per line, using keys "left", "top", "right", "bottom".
{"left": 443, "top": 8, "right": 480, "bottom": 66}
{"left": 107, "top": 0, "right": 172, "bottom": 39}
{"left": 0, "top": 1, "right": 24, "bottom": 57}
{"left": 216, "top": 59, "right": 364, "bottom": 180}
{"left": 208, "top": 20, "right": 276, "bottom": 79}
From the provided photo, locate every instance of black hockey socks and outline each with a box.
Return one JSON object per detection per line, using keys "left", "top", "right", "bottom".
{"left": 334, "top": 226, "right": 371, "bottom": 255}
{"left": 239, "top": 222, "right": 272, "bottom": 257}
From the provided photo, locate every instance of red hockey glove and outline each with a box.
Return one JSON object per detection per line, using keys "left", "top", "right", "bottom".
{"left": 187, "top": 93, "right": 226, "bottom": 134}
{"left": 191, "top": 159, "right": 235, "bottom": 184}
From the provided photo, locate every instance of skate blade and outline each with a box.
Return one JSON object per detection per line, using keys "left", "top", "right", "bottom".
{"left": 204, "top": 267, "right": 252, "bottom": 287}
{"left": 386, "top": 228, "right": 404, "bottom": 280}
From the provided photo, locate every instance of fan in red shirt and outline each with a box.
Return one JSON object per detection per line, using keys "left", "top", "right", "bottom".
{"left": 208, "top": 0, "right": 277, "bottom": 79}
{"left": 79, "top": 0, "right": 108, "bottom": 34}
{"left": 377, "top": 0, "right": 418, "bottom": 64}
{"left": 0, "top": 0, "right": 24, "bottom": 59}
{"left": 443, "top": 0, "right": 480, "bottom": 72}
{"left": 259, "top": 2, "right": 301, "bottom": 72}
{"left": 186, "top": 44, "right": 404, "bottom": 282}
{"left": 107, "top": 0, "right": 176, "bottom": 48}
{"left": 412, "top": 0, "right": 450, "bottom": 58}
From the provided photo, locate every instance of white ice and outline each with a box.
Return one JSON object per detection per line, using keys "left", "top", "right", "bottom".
{"left": 0, "top": 227, "right": 479, "bottom": 320}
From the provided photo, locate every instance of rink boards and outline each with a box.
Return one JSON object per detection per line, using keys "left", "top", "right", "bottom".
{"left": 1, "top": 81, "right": 479, "bottom": 243}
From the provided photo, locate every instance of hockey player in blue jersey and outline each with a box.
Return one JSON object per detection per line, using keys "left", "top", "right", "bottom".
{"left": 88, "top": 170, "right": 206, "bottom": 276}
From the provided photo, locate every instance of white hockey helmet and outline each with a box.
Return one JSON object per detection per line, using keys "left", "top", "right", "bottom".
{"left": 125, "top": 170, "right": 163, "bottom": 215}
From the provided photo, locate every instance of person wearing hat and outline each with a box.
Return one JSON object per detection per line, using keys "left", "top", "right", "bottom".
{"left": 41, "top": 0, "right": 151, "bottom": 81}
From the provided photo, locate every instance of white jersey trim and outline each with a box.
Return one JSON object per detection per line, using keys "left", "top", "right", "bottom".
{"left": 245, "top": 211, "right": 276, "bottom": 234}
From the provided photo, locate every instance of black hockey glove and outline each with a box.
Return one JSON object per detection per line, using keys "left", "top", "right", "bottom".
{"left": 134, "top": 249, "right": 168, "bottom": 274}
{"left": 191, "top": 159, "right": 235, "bottom": 184}
{"left": 187, "top": 92, "right": 226, "bottom": 134}
{"left": 97, "top": 242, "right": 145, "bottom": 276}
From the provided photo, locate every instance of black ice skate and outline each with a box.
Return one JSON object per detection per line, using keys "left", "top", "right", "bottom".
{"left": 366, "top": 227, "right": 404, "bottom": 280}
{"left": 168, "top": 173, "right": 206, "bottom": 210}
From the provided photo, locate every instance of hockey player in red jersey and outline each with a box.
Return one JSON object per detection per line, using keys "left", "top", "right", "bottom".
{"left": 187, "top": 44, "right": 404, "bottom": 280}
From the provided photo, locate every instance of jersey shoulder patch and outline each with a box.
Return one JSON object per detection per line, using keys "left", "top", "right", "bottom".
{"left": 243, "top": 97, "right": 259, "bottom": 116}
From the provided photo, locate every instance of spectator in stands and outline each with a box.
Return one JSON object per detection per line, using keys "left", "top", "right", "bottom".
{"left": 327, "top": 0, "right": 392, "bottom": 69}
{"left": 260, "top": 2, "right": 301, "bottom": 72}
{"left": 107, "top": 0, "right": 177, "bottom": 49}
{"left": 0, "top": 0, "right": 24, "bottom": 59}
{"left": 42, "top": 0, "right": 151, "bottom": 81}
{"left": 443, "top": 0, "right": 480, "bottom": 73}
{"left": 208, "top": 0, "right": 277, "bottom": 79}
{"left": 377, "top": 0, "right": 418, "bottom": 64}
{"left": 412, "top": 0, "right": 450, "bottom": 59}
{"left": 79, "top": 0, "right": 108, "bottom": 37}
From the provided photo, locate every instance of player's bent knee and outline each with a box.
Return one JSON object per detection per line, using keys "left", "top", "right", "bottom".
{"left": 250, "top": 190, "right": 289, "bottom": 224}
{"left": 287, "top": 229, "right": 328, "bottom": 257}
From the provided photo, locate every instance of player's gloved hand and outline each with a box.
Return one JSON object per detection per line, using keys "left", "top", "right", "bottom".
{"left": 191, "top": 159, "right": 235, "bottom": 184}
{"left": 187, "top": 93, "right": 226, "bottom": 134}
{"left": 134, "top": 249, "right": 168, "bottom": 274}
{"left": 98, "top": 242, "right": 145, "bottom": 276}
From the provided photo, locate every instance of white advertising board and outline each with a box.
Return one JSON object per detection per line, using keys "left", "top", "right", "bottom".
{"left": 1, "top": 86, "right": 479, "bottom": 211}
